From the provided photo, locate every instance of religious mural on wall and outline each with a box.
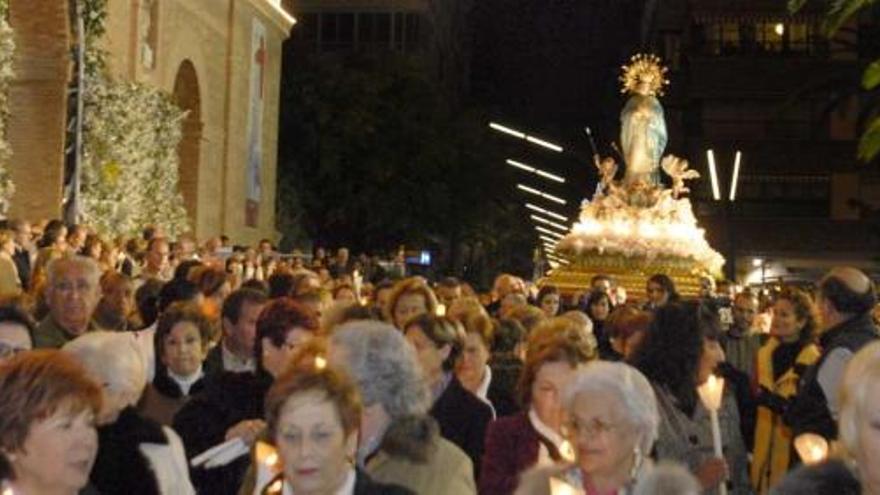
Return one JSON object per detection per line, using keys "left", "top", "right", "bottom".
{"left": 246, "top": 17, "right": 266, "bottom": 227}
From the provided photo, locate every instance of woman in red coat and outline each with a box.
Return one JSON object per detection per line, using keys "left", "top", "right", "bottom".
{"left": 479, "top": 319, "right": 595, "bottom": 495}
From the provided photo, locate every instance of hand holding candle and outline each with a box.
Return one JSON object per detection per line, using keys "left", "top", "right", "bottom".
{"left": 697, "top": 374, "right": 728, "bottom": 495}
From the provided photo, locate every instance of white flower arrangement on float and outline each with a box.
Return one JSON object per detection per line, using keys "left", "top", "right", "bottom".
{"left": 0, "top": 0, "right": 15, "bottom": 217}
{"left": 78, "top": 0, "right": 189, "bottom": 237}
{"left": 559, "top": 190, "right": 724, "bottom": 275}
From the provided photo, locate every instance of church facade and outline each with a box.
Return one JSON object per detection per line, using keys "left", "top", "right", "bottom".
{"left": 7, "top": 0, "right": 294, "bottom": 243}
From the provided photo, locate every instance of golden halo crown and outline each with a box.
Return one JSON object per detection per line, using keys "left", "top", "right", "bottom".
{"left": 620, "top": 53, "right": 669, "bottom": 97}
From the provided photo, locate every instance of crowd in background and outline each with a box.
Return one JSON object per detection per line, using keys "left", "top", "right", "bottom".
{"left": 0, "top": 219, "right": 878, "bottom": 495}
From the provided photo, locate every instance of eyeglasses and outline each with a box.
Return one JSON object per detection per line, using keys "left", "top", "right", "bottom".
{"left": 0, "top": 342, "right": 30, "bottom": 359}
{"left": 565, "top": 417, "right": 619, "bottom": 438}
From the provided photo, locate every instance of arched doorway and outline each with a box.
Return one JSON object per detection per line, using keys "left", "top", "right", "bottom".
{"left": 173, "top": 59, "right": 202, "bottom": 226}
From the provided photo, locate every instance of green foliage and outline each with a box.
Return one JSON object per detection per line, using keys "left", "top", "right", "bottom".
{"left": 278, "top": 50, "right": 527, "bottom": 276}
{"left": 791, "top": 0, "right": 880, "bottom": 162}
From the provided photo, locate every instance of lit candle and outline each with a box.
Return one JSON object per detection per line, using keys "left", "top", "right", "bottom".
{"left": 314, "top": 355, "right": 327, "bottom": 370}
{"left": 254, "top": 441, "right": 281, "bottom": 495}
{"left": 549, "top": 477, "right": 584, "bottom": 495}
{"left": 794, "top": 433, "right": 828, "bottom": 465}
{"left": 697, "top": 374, "right": 727, "bottom": 495}
{"left": 436, "top": 304, "right": 447, "bottom": 317}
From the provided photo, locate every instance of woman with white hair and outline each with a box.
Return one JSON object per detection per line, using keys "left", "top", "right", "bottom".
{"left": 515, "top": 361, "right": 661, "bottom": 494}
{"left": 773, "top": 340, "right": 880, "bottom": 495}
{"left": 329, "top": 320, "right": 477, "bottom": 495}
{"left": 64, "top": 331, "right": 195, "bottom": 495}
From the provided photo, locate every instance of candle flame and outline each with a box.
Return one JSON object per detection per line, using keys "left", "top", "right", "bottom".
{"left": 697, "top": 374, "right": 725, "bottom": 411}
{"left": 314, "top": 356, "right": 327, "bottom": 370}
{"left": 265, "top": 452, "right": 279, "bottom": 467}
{"left": 794, "top": 433, "right": 828, "bottom": 465}
{"left": 436, "top": 304, "right": 447, "bottom": 317}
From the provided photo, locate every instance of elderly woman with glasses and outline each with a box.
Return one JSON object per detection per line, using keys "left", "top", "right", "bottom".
{"left": 260, "top": 360, "right": 412, "bottom": 495}
{"left": 514, "top": 361, "right": 661, "bottom": 494}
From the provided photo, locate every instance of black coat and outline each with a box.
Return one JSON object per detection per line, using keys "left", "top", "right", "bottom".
{"left": 786, "top": 313, "right": 878, "bottom": 438}
{"left": 429, "top": 375, "right": 493, "bottom": 478}
{"left": 11, "top": 247, "right": 29, "bottom": 291}
{"left": 174, "top": 370, "right": 272, "bottom": 495}
{"left": 90, "top": 407, "right": 167, "bottom": 495}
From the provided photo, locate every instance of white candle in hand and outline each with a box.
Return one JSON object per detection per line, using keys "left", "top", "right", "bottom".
{"left": 697, "top": 374, "right": 728, "bottom": 495}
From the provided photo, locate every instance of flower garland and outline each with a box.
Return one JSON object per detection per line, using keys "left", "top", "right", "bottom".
{"left": 78, "top": 0, "right": 190, "bottom": 237}
{"left": 0, "top": 0, "right": 15, "bottom": 216}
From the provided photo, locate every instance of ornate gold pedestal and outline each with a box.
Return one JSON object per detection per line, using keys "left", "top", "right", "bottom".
{"left": 543, "top": 251, "right": 708, "bottom": 300}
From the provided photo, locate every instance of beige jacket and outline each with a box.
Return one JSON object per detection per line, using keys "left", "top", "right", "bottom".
{"left": 367, "top": 434, "right": 476, "bottom": 495}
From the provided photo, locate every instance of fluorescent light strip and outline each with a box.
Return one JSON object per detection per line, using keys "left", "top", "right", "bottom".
{"left": 536, "top": 226, "right": 564, "bottom": 237}
{"left": 729, "top": 151, "right": 742, "bottom": 202}
{"left": 489, "top": 122, "right": 564, "bottom": 153}
{"left": 707, "top": 149, "right": 721, "bottom": 201}
{"left": 506, "top": 159, "right": 565, "bottom": 183}
{"left": 516, "top": 184, "right": 567, "bottom": 205}
{"left": 525, "top": 135, "right": 564, "bottom": 152}
{"left": 524, "top": 203, "right": 568, "bottom": 222}
{"left": 530, "top": 215, "right": 568, "bottom": 232}
{"left": 540, "top": 236, "right": 559, "bottom": 246}
{"left": 536, "top": 227, "right": 563, "bottom": 239}
{"left": 489, "top": 122, "right": 525, "bottom": 139}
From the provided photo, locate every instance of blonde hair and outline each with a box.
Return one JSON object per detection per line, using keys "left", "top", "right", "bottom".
{"left": 384, "top": 277, "right": 438, "bottom": 326}
{"left": 839, "top": 340, "right": 880, "bottom": 460}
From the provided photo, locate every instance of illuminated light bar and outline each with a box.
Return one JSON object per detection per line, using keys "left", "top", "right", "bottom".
{"left": 540, "top": 236, "right": 560, "bottom": 246}
{"left": 524, "top": 203, "right": 568, "bottom": 222}
{"left": 489, "top": 122, "right": 525, "bottom": 139}
{"left": 536, "top": 226, "right": 564, "bottom": 238}
{"left": 516, "top": 184, "right": 567, "bottom": 205}
{"left": 525, "top": 135, "right": 564, "bottom": 152}
{"left": 506, "top": 159, "right": 566, "bottom": 183}
{"left": 729, "top": 151, "right": 742, "bottom": 202}
{"left": 530, "top": 214, "right": 568, "bottom": 232}
{"left": 707, "top": 149, "right": 721, "bottom": 201}
{"left": 488, "top": 122, "right": 564, "bottom": 153}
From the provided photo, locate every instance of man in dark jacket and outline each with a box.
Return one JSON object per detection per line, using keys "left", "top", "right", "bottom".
{"left": 9, "top": 219, "right": 32, "bottom": 291}
{"left": 787, "top": 267, "right": 878, "bottom": 439}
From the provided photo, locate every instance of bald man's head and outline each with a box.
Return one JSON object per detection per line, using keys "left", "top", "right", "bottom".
{"left": 819, "top": 267, "right": 877, "bottom": 316}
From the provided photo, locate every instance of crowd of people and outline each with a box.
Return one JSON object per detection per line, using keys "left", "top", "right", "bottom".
{"left": 0, "top": 219, "right": 878, "bottom": 495}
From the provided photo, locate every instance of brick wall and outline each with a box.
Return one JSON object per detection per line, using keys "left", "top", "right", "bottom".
{"left": 6, "top": 0, "right": 70, "bottom": 221}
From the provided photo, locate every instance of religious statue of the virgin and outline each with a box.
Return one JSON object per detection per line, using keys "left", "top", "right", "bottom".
{"left": 619, "top": 54, "right": 669, "bottom": 186}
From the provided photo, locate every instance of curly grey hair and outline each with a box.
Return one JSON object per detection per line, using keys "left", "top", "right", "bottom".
{"left": 564, "top": 360, "right": 659, "bottom": 454}
{"left": 63, "top": 331, "right": 147, "bottom": 407}
{"left": 330, "top": 320, "right": 431, "bottom": 418}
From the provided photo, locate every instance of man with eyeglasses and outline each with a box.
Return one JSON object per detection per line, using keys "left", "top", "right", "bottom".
{"left": 33, "top": 255, "right": 102, "bottom": 348}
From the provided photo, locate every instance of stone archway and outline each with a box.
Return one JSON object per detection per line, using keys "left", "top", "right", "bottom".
{"left": 173, "top": 59, "right": 202, "bottom": 225}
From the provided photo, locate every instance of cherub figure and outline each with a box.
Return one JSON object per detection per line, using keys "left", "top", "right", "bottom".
{"left": 661, "top": 155, "right": 700, "bottom": 198}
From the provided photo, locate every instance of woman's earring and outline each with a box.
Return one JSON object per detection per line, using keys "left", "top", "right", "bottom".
{"left": 630, "top": 446, "right": 643, "bottom": 479}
